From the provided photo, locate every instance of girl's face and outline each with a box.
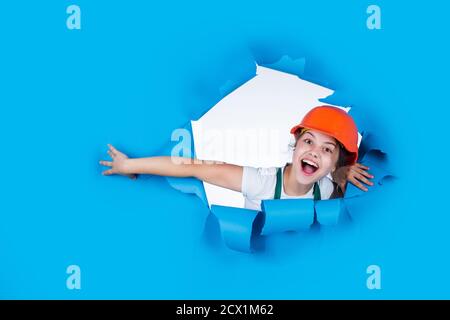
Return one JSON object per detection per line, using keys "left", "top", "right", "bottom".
{"left": 291, "top": 129, "right": 340, "bottom": 185}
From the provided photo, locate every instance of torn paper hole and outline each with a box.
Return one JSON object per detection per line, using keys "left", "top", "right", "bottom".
{"left": 191, "top": 64, "right": 362, "bottom": 209}
{"left": 160, "top": 56, "right": 393, "bottom": 253}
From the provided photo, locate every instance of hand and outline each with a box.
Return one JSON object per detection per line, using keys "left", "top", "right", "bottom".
{"left": 332, "top": 163, "right": 374, "bottom": 192}
{"left": 99, "top": 144, "right": 137, "bottom": 180}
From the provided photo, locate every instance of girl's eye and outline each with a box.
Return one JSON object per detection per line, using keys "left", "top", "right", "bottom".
{"left": 303, "top": 139, "right": 312, "bottom": 145}
{"left": 324, "top": 147, "right": 333, "bottom": 153}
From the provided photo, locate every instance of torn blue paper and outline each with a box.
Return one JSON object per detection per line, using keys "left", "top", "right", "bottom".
{"left": 166, "top": 176, "right": 208, "bottom": 206}
{"left": 315, "top": 198, "right": 345, "bottom": 226}
{"left": 199, "top": 129, "right": 394, "bottom": 252}
{"left": 158, "top": 121, "right": 209, "bottom": 207}
{"left": 163, "top": 56, "right": 395, "bottom": 253}
{"left": 357, "top": 131, "right": 386, "bottom": 161}
{"left": 344, "top": 149, "right": 394, "bottom": 199}
{"left": 210, "top": 205, "right": 261, "bottom": 253}
{"left": 209, "top": 198, "right": 349, "bottom": 252}
{"left": 261, "top": 199, "right": 315, "bottom": 235}
{"left": 261, "top": 55, "right": 306, "bottom": 77}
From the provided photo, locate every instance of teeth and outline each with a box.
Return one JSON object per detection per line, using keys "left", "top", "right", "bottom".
{"left": 302, "top": 159, "right": 318, "bottom": 168}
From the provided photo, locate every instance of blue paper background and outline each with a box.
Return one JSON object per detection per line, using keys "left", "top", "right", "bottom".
{"left": 0, "top": 0, "right": 448, "bottom": 299}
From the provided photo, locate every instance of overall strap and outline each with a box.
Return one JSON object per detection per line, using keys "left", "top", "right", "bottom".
{"left": 313, "top": 182, "right": 321, "bottom": 201}
{"left": 274, "top": 166, "right": 321, "bottom": 201}
{"left": 274, "top": 167, "right": 282, "bottom": 199}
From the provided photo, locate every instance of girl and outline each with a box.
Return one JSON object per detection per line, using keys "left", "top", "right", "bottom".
{"left": 99, "top": 106, "right": 374, "bottom": 210}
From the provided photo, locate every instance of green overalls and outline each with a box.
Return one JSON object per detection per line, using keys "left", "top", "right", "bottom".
{"left": 273, "top": 166, "right": 321, "bottom": 201}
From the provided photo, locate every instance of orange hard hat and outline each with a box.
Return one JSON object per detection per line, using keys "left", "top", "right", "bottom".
{"left": 290, "top": 105, "right": 359, "bottom": 165}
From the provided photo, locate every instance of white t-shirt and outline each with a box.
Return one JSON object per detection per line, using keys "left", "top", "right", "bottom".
{"left": 241, "top": 165, "right": 335, "bottom": 211}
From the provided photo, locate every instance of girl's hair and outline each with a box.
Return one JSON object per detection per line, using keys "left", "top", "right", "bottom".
{"left": 291, "top": 128, "right": 352, "bottom": 169}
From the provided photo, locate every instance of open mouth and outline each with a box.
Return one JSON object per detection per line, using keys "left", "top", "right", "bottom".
{"left": 300, "top": 158, "right": 319, "bottom": 176}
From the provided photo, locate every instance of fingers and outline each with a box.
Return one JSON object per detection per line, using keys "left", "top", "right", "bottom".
{"left": 355, "top": 163, "right": 370, "bottom": 171}
{"left": 354, "top": 172, "right": 374, "bottom": 186}
{"left": 100, "top": 146, "right": 121, "bottom": 176}
{"left": 108, "top": 144, "right": 118, "bottom": 156}
{"left": 349, "top": 176, "right": 369, "bottom": 192}
{"left": 100, "top": 161, "right": 115, "bottom": 176}
{"left": 351, "top": 163, "right": 374, "bottom": 180}
{"left": 344, "top": 163, "right": 378, "bottom": 192}
{"left": 349, "top": 170, "right": 375, "bottom": 191}
{"left": 99, "top": 160, "right": 113, "bottom": 167}
{"left": 102, "top": 169, "right": 114, "bottom": 176}
{"left": 351, "top": 166, "right": 374, "bottom": 179}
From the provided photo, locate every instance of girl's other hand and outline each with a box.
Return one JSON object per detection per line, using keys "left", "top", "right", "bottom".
{"left": 99, "top": 144, "right": 137, "bottom": 180}
{"left": 332, "top": 163, "right": 374, "bottom": 192}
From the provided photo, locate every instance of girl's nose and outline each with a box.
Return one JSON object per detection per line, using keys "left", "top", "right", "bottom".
{"left": 307, "top": 150, "right": 319, "bottom": 159}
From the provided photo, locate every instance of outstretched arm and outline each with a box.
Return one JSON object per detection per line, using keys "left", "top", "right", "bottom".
{"left": 99, "top": 144, "right": 243, "bottom": 192}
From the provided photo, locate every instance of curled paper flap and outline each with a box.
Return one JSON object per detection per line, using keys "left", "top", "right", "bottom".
{"left": 210, "top": 205, "right": 262, "bottom": 253}
{"left": 261, "top": 199, "right": 315, "bottom": 235}
{"left": 159, "top": 122, "right": 209, "bottom": 206}
{"left": 315, "top": 198, "right": 345, "bottom": 226}
{"left": 209, "top": 198, "right": 351, "bottom": 252}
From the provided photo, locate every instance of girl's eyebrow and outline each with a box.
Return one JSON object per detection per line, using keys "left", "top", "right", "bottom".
{"left": 305, "top": 131, "right": 336, "bottom": 147}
